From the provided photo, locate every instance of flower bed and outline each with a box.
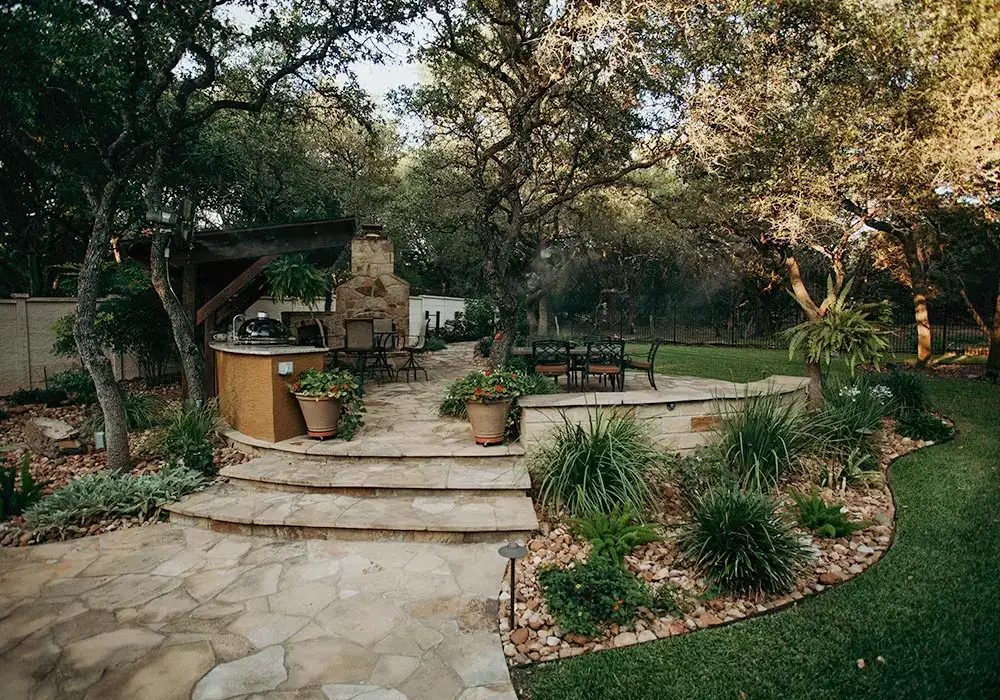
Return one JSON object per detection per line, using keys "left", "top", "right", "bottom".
{"left": 497, "top": 421, "right": 939, "bottom": 666}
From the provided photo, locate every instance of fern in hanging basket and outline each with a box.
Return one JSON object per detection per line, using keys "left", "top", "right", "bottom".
{"left": 785, "top": 279, "right": 891, "bottom": 374}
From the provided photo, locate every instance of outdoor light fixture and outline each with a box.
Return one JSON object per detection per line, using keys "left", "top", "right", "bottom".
{"left": 498, "top": 541, "right": 527, "bottom": 630}
{"left": 145, "top": 208, "right": 178, "bottom": 225}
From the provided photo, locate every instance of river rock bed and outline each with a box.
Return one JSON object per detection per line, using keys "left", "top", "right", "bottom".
{"left": 498, "top": 422, "right": 935, "bottom": 667}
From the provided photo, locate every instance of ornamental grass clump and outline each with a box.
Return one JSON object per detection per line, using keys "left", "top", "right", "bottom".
{"left": 879, "top": 369, "right": 929, "bottom": 413}
{"left": 716, "top": 392, "right": 816, "bottom": 491}
{"left": 153, "top": 400, "right": 224, "bottom": 476}
{"left": 895, "top": 410, "right": 954, "bottom": 442}
{"left": 681, "top": 488, "right": 811, "bottom": 595}
{"left": 815, "top": 375, "right": 892, "bottom": 461}
{"left": 532, "top": 408, "right": 660, "bottom": 517}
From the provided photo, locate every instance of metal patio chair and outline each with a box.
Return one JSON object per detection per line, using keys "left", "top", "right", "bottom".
{"left": 583, "top": 340, "right": 626, "bottom": 391}
{"left": 398, "top": 318, "right": 430, "bottom": 382}
{"left": 532, "top": 340, "right": 572, "bottom": 387}
{"left": 626, "top": 338, "right": 664, "bottom": 390}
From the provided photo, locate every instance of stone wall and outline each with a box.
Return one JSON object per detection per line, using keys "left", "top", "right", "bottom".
{"left": 330, "top": 234, "right": 410, "bottom": 348}
{"left": 518, "top": 377, "right": 810, "bottom": 455}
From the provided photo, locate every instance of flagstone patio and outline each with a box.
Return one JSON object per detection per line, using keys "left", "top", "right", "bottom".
{"left": 0, "top": 524, "right": 517, "bottom": 700}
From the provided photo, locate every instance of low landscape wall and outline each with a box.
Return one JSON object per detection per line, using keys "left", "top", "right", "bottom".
{"left": 517, "top": 376, "right": 810, "bottom": 455}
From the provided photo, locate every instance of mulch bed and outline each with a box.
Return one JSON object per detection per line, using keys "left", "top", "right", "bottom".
{"left": 498, "top": 422, "right": 937, "bottom": 666}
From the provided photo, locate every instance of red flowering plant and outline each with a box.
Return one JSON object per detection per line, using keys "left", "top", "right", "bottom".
{"left": 288, "top": 368, "right": 360, "bottom": 399}
{"left": 448, "top": 367, "right": 525, "bottom": 404}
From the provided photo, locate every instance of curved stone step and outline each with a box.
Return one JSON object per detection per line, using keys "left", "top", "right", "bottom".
{"left": 165, "top": 483, "right": 538, "bottom": 543}
{"left": 220, "top": 456, "right": 531, "bottom": 497}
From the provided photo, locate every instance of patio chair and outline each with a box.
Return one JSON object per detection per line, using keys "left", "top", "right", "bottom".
{"left": 625, "top": 338, "right": 664, "bottom": 390}
{"left": 370, "top": 318, "right": 397, "bottom": 382}
{"left": 342, "top": 319, "right": 376, "bottom": 381}
{"left": 583, "top": 340, "right": 626, "bottom": 391}
{"left": 398, "top": 318, "right": 430, "bottom": 382}
{"left": 532, "top": 340, "right": 572, "bottom": 387}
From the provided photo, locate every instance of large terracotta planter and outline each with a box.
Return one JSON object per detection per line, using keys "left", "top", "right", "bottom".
{"left": 465, "top": 400, "right": 510, "bottom": 446}
{"left": 294, "top": 394, "right": 342, "bottom": 438}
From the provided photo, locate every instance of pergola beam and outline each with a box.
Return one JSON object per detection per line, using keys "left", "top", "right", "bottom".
{"left": 171, "top": 217, "right": 359, "bottom": 265}
{"left": 196, "top": 256, "right": 274, "bottom": 326}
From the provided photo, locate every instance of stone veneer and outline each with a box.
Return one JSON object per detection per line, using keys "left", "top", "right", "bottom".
{"left": 517, "top": 375, "right": 810, "bottom": 455}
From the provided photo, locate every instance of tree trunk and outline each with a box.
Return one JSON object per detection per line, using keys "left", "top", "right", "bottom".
{"left": 912, "top": 287, "right": 932, "bottom": 367}
{"left": 75, "top": 183, "right": 130, "bottom": 472}
{"left": 489, "top": 290, "right": 518, "bottom": 367}
{"left": 804, "top": 360, "right": 823, "bottom": 411}
{"left": 149, "top": 227, "right": 206, "bottom": 403}
{"left": 537, "top": 294, "right": 549, "bottom": 336}
{"left": 987, "top": 281, "right": 1000, "bottom": 381}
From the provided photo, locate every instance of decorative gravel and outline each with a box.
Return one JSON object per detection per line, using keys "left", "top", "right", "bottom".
{"left": 498, "top": 422, "right": 937, "bottom": 666}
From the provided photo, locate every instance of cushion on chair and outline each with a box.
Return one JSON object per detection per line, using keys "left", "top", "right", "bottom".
{"left": 588, "top": 364, "right": 622, "bottom": 374}
{"left": 628, "top": 360, "right": 651, "bottom": 369}
{"left": 535, "top": 363, "right": 567, "bottom": 375}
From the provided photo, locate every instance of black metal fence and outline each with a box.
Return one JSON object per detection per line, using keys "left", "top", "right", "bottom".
{"left": 550, "top": 305, "right": 987, "bottom": 357}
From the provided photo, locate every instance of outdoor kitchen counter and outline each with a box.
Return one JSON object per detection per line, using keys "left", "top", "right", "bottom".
{"left": 211, "top": 343, "right": 328, "bottom": 442}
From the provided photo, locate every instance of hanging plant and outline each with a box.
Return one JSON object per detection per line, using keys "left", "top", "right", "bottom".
{"left": 265, "top": 254, "right": 329, "bottom": 306}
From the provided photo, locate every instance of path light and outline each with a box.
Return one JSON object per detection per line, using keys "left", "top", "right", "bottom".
{"left": 498, "top": 541, "right": 527, "bottom": 630}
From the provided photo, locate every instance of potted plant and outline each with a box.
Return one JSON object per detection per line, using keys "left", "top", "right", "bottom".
{"left": 289, "top": 368, "right": 361, "bottom": 438}
{"left": 448, "top": 368, "right": 524, "bottom": 446}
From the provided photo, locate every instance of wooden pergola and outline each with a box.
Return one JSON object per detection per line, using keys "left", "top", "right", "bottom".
{"left": 124, "top": 217, "right": 361, "bottom": 395}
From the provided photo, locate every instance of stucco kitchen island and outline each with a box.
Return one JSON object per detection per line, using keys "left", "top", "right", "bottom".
{"left": 210, "top": 342, "right": 329, "bottom": 442}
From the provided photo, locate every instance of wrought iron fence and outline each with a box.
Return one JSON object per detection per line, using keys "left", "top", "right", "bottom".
{"left": 546, "top": 305, "right": 987, "bottom": 357}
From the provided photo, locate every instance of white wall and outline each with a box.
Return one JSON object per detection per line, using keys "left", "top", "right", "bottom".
{"left": 409, "top": 295, "right": 467, "bottom": 338}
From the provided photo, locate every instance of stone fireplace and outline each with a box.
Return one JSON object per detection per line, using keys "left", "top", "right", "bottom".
{"left": 283, "top": 227, "right": 410, "bottom": 349}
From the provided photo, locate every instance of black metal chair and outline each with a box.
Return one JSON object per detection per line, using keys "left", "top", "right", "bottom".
{"left": 398, "top": 318, "right": 429, "bottom": 382}
{"left": 626, "top": 338, "right": 664, "bottom": 390}
{"left": 532, "top": 340, "right": 572, "bottom": 387}
{"left": 583, "top": 340, "right": 626, "bottom": 390}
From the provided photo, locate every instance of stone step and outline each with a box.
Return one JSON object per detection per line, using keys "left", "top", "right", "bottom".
{"left": 226, "top": 428, "right": 526, "bottom": 460}
{"left": 220, "top": 455, "right": 531, "bottom": 497}
{"left": 165, "top": 483, "right": 538, "bottom": 543}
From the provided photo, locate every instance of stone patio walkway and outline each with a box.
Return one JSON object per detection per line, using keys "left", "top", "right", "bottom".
{"left": 0, "top": 525, "right": 516, "bottom": 700}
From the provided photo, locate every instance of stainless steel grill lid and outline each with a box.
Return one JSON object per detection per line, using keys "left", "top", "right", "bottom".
{"left": 236, "top": 312, "right": 291, "bottom": 344}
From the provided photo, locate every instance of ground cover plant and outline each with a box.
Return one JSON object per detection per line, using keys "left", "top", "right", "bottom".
{"left": 571, "top": 511, "right": 661, "bottom": 567}
{"left": 538, "top": 557, "right": 656, "bottom": 637}
{"left": 531, "top": 408, "right": 660, "bottom": 517}
{"left": 792, "top": 487, "right": 867, "bottom": 538}
{"left": 520, "top": 349, "right": 1000, "bottom": 700}
{"left": 23, "top": 466, "right": 206, "bottom": 537}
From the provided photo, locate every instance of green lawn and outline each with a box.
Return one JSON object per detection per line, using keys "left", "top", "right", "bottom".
{"left": 521, "top": 347, "right": 1000, "bottom": 700}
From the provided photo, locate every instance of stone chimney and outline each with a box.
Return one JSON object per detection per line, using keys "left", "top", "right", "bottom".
{"left": 351, "top": 225, "right": 395, "bottom": 278}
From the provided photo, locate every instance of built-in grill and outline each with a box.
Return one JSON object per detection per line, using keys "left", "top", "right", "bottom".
{"left": 231, "top": 312, "right": 294, "bottom": 345}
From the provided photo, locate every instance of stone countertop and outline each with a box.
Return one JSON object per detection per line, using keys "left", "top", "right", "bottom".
{"left": 209, "top": 342, "right": 330, "bottom": 357}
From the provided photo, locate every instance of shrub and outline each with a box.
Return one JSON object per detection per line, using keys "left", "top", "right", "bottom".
{"left": 571, "top": 511, "right": 661, "bottom": 567}
{"left": 7, "top": 387, "right": 64, "bottom": 406}
{"left": 532, "top": 409, "right": 660, "bottom": 517}
{"left": 422, "top": 335, "right": 448, "bottom": 352}
{"left": 23, "top": 466, "right": 205, "bottom": 536}
{"left": 895, "top": 410, "right": 954, "bottom": 442}
{"left": 474, "top": 336, "right": 494, "bottom": 358}
{"left": 791, "top": 487, "right": 866, "bottom": 538}
{"left": 680, "top": 488, "right": 811, "bottom": 594}
{"left": 464, "top": 297, "right": 496, "bottom": 338}
{"left": 539, "top": 557, "right": 653, "bottom": 637}
{"left": 154, "top": 401, "right": 224, "bottom": 476}
{"left": 716, "top": 392, "right": 815, "bottom": 491}
{"left": 0, "top": 453, "right": 47, "bottom": 520}
{"left": 816, "top": 375, "right": 892, "bottom": 461}
{"left": 879, "top": 369, "right": 929, "bottom": 413}
{"left": 86, "top": 392, "right": 162, "bottom": 433}
{"left": 0, "top": 408, "right": 7, "bottom": 422}
{"left": 49, "top": 370, "right": 97, "bottom": 405}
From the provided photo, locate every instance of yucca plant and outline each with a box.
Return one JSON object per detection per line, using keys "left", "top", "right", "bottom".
{"left": 532, "top": 408, "right": 660, "bottom": 517}
{"left": 571, "top": 510, "right": 661, "bottom": 567}
{"left": 681, "top": 488, "right": 811, "bottom": 594}
{"left": 716, "top": 391, "right": 816, "bottom": 491}
{"left": 0, "top": 453, "right": 47, "bottom": 520}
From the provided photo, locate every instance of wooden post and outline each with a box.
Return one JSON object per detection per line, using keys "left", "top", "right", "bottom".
{"left": 204, "top": 313, "right": 217, "bottom": 398}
